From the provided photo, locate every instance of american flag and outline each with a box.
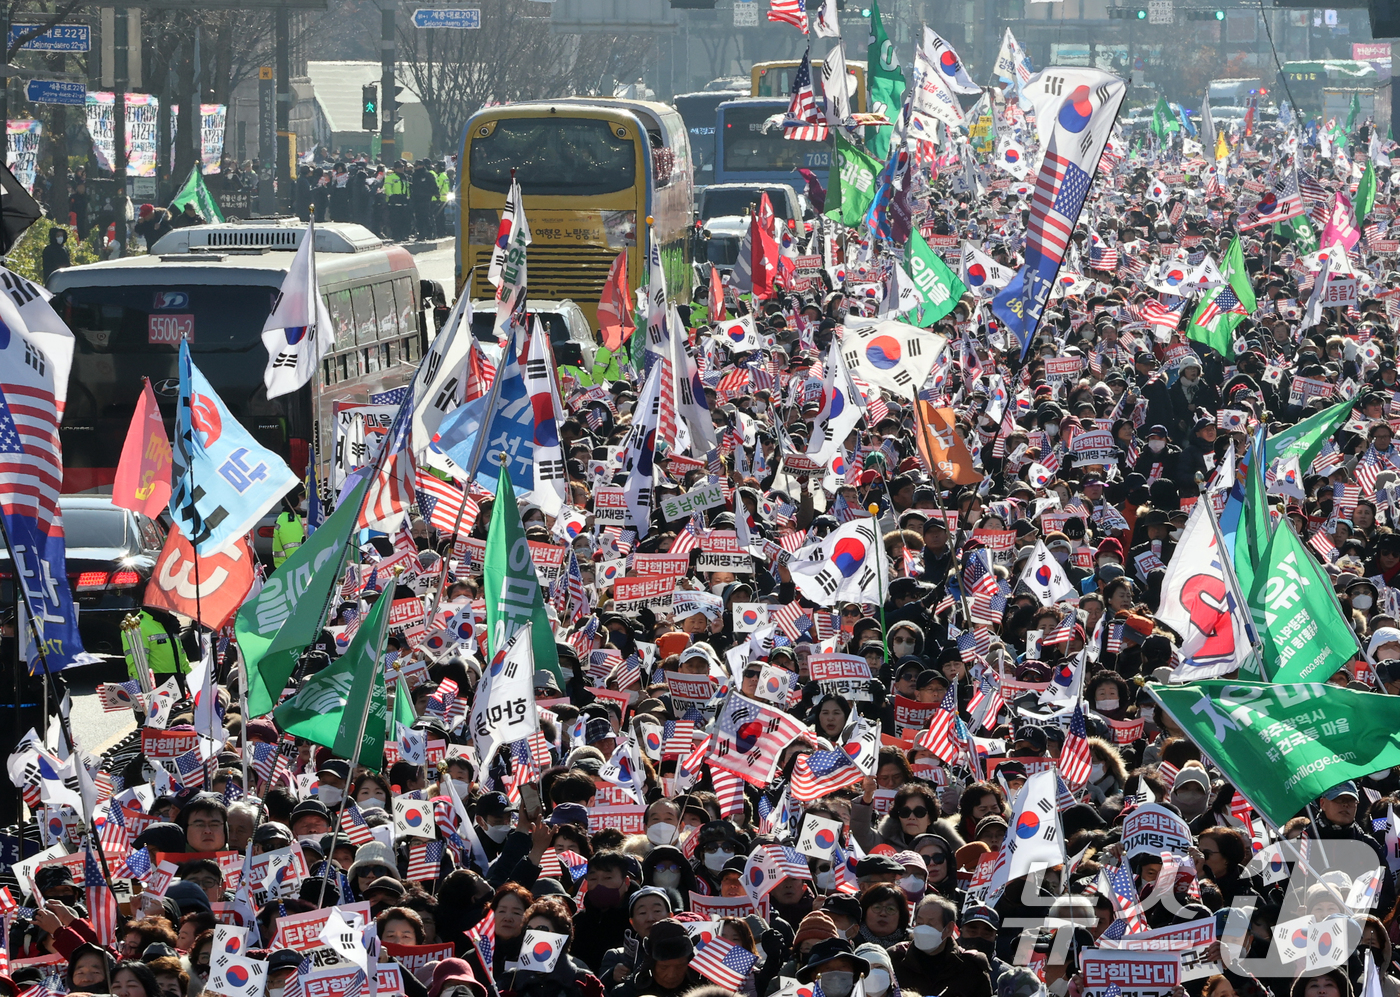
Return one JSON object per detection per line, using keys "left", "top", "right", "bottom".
{"left": 711, "top": 766, "right": 747, "bottom": 817}
{"left": 1357, "top": 461, "right": 1383, "bottom": 497}
{"left": 1238, "top": 166, "right": 1304, "bottom": 230}
{"left": 1300, "top": 170, "right": 1329, "bottom": 204}
{"left": 249, "top": 741, "right": 279, "bottom": 784}
{"left": 662, "top": 720, "right": 698, "bottom": 759}
{"left": 370, "top": 387, "right": 409, "bottom": 406}
{"left": 279, "top": 956, "right": 317, "bottom": 997}
{"left": 669, "top": 513, "right": 705, "bottom": 555}
{"left": 965, "top": 671, "right": 1005, "bottom": 731}
{"left": 359, "top": 392, "right": 416, "bottom": 533}
{"left": 392, "top": 523, "right": 418, "bottom": 558}
{"left": 415, "top": 469, "right": 479, "bottom": 536}
{"left": 110, "top": 845, "right": 152, "bottom": 883}
{"left": 0, "top": 339, "right": 63, "bottom": 535}
{"left": 340, "top": 802, "right": 377, "bottom": 847}
{"left": 569, "top": 615, "right": 600, "bottom": 658}
{"left": 1059, "top": 702, "right": 1093, "bottom": 790}
{"left": 1101, "top": 861, "right": 1149, "bottom": 933}
{"left": 1230, "top": 790, "right": 1253, "bottom": 827}
{"left": 97, "top": 797, "right": 129, "bottom": 854}
{"left": 690, "top": 934, "right": 759, "bottom": 990}
{"left": 770, "top": 600, "right": 811, "bottom": 641}
{"left": 539, "top": 848, "right": 590, "bottom": 881}
{"left": 1027, "top": 152, "right": 1094, "bottom": 281}
{"left": 563, "top": 548, "right": 588, "bottom": 622}
{"left": 1140, "top": 299, "right": 1181, "bottom": 334}
{"left": 956, "top": 626, "right": 992, "bottom": 662}
{"left": 1089, "top": 230, "right": 1119, "bottom": 271}
{"left": 467, "top": 909, "right": 496, "bottom": 967}
{"left": 916, "top": 686, "right": 961, "bottom": 763}
{"left": 406, "top": 839, "right": 446, "bottom": 881}
{"left": 783, "top": 50, "right": 825, "bottom": 139}
{"left": 1307, "top": 530, "right": 1338, "bottom": 563}
{"left": 83, "top": 847, "right": 118, "bottom": 946}
{"left": 1196, "top": 285, "right": 1247, "bottom": 327}
{"left": 174, "top": 747, "right": 207, "bottom": 789}
{"left": 791, "top": 749, "right": 862, "bottom": 800}
{"left": 609, "top": 652, "right": 642, "bottom": 690}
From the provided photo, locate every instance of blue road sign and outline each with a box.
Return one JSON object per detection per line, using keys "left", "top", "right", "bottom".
{"left": 412, "top": 8, "right": 480, "bottom": 27}
{"left": 26, "top": 79, "right": 86, "bottom": 106}
{"left": 9, "top": 24, "right": 90, "bottom": 52}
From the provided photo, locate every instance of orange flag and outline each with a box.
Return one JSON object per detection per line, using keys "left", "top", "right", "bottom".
{"left": 598, "top": 250, "right": 635, "bottom": 352}
{"left": 143, "top": 524, "right": 255, "bottom": 629}
{"left": 709, "top": 264, "right": 725, "bottom": 322}
{"left": 915, "top": 403, "right": 982, "bottom": 486}
{"left": 113, "top": 379, "right": 172, "bottom": 518}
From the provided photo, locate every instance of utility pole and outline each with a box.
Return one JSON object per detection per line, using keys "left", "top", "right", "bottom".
{"left": 114, "top": 6, "right": 129, "bottom": 252}
{"left": 276, "top": 6, "right": 291, "bottom": 212}
{"left": 49, "top": 51, "right": 67, "bottom": 230}
{"left": 380, "top": 1, "right": 396, "bottom": 163}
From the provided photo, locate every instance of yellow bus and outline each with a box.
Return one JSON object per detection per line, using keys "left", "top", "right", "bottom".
{"left": 458, "top": 98, "right": 693, "bottom": 332}
{"left": 751, "top": 59, "right": 868, "bottom": 113}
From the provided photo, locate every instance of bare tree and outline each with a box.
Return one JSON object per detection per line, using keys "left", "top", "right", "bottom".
{"left": 396, "top": 3, "right": 650, "bottom": 157}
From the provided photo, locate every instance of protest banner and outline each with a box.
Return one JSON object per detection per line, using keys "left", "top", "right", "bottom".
{"left": 1101, "top": 917, "right": 1221, "bottom": 981}
{"left": 1080, "top": 948, "right": 1181, "bottom": 997}
{"left": 1122, "top": 804, "right": 1194, "bottom": 858}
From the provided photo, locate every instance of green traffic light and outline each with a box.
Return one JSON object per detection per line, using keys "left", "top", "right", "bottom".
{"left": 1214, "top": 8, "right": 1224, "bottom": 18}
{"left": 365, "top": 101, "right": 375, "bottom": 113}
{"left": 861, "top": 7, "right": 869, "bottom": 14}
{"left": 1136, "top": 8, "right": 1145, "bottom": 17}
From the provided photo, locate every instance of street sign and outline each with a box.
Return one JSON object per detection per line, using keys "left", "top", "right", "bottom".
{"left": 25, "top": 79, "right": 85, "bottom": 105}
{"left": 10, "top": 23, "right": 89, "bottom": 52}
{"left": 1147, "top": 0, "right": 1173, "bottom": 24}
{"left": 734, "top": 2, "right": 758, "bottom": 25}
{"left": 411, "top": 8, "right": 481, "bottom": 27}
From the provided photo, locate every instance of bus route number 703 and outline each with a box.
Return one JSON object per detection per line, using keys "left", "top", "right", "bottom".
{"left": 804, "top": 151, "right": 831, "bottom": 168}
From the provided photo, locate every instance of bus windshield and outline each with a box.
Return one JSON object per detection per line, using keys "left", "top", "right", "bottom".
{"left": 721, "top": 105, "right": 829, "bottom": 173}
{"left": 53, "top": 284, "right": 279, "bottom": 353}
{"left": 470, "top": 117, "right": 637, "bottom": 196}
{"left": 701, "top": 187, "right": 796, "bottom": 221}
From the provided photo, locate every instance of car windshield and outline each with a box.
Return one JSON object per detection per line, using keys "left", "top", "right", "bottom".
{"left": 702, "top": 188, "right": 794, "bottom": 221}
{"left": 61, "top": 507, "right": 129, "bottom": 549}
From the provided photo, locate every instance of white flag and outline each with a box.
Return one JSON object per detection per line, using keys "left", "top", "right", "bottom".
{"left": 796, "top": 813, "right": 845, "bottom": 859}
{"left": 961, "top": 242, "right": 1015, "bottom": 297}
{"left": 813, "top": 0, "right": 841, "bottom": 37}
{"left": 317, "top": 907, "right": 368, "bottom": 973}
{"left": 985, "top": 770, "right": 1065, "bottom": 905}
{"left": 922, "top": 27, "right": 982, "bottom": 94}
{"left": 490, "top": 179, "right": 531, "bottom": 334}
{"left": 616, "top": 362, "right": 661, "bottom": 539}
{"left": 807, "top": 336, "right": 864, "bottom": 463}
{"left": 1158, "top": 499, "right": 1257, "bottom": 680}
{"left": 598, "top": 734, "right": 646, "bottom": 804}
{"left": 523, "top": 318, "right": 567, "bottom": 516}
{"left": 668, "top": 306, "right": 718, "bottom": 455}
{"left": 1017, "top": 541, "right": 1075, "bottom": 606}
{"left": 468, "top": 622, "right": 541, "bottom": 764}
{"left": 788, "top": 519, "right": 890, "bottom": 606}
{"left": 839, "top": 320, "right": 947, "bottom": 400}
{"left": 261, "top": 219, "right": 334, "bottom": 398}
{"left": 714, "top": 315, "right": 764, "bottom": 353}
{"left": 411, "top": 294, "right": 475, "bottom": 475}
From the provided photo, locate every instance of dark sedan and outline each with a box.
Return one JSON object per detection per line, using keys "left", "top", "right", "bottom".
{"left": 0, "top": 497, "right": 166, "bottom": 664}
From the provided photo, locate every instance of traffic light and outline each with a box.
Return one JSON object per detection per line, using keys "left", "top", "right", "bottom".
{"left": 362, "top": 84, "right": 377, "bottom": 131}
{"left": 1108, "top": 6, "right": 1147, "bottom": 17}
{"left": 390, "top": 84, "right": 406, "bottom": 118}
{"left": 1186, "top": 9, "right": 1225, "bottom": 18}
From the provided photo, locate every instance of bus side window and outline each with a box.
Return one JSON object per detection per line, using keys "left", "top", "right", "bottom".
{"left": 352, "top": 285, "right": 377, "bottom": 346}
{"left": 393, "top": 276, "right": 415, "bottom": 336}
{"left": 323, "top": 357, "right": 336, "bottom": 385}
{"left": 373, "top": 282, "right": 397, "bottom": 341}
{"left": 328, "top": 289, "right": 355, "bottom": 351}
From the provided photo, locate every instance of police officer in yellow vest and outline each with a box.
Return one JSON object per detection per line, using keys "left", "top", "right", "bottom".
{"left": 122, "top": 607, "right": 191, "bottom": 695}
{"left": 383, "top": 161, "right": 411, "bottom": 242}
{"left": 433, "top": 162, "right": 451, "bottom": 238}
{"left": 273, "top": 488, "right": 306, "bottom": 569}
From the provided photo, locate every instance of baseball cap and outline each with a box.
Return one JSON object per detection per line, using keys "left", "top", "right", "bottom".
{"left": 1323, "top": 780, "right": 1359, "bottom": 801}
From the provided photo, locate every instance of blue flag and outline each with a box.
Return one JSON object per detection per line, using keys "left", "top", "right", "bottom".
{"left": 304, "top": 444, "right": 323, "bottom": 535}
{"left": 170, "top": 341, "right": 299, "bottom": 555}
{"left": 432, "top": 340, "right": 538, "bottom": 493}
{"left": 0, "top": 310, "right": 90, "bottom": 672}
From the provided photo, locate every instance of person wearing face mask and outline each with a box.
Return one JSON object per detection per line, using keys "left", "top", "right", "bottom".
{"left": 1082, "top": 742, "right": 1127, "bottom": 807}
{"left": 795, "top": 938, "right": 871, "bottom": 997}
{"left": 1087, "top": 672, "right": 1134, "bottom": 723}
{"left": 640, "top": 846, "right": 696, "bottom": 908}
{"left": 956, "top": 907, "right": 1008, "bottom": 987}
{"left": 1169, "top": 764, "right": 1213, "bottom": 822}
{"left": 888, "top": 895, "right": 992, "bottom": 997}
{"left": 892, "top": 851, "right": 928, "bottom": 903}
{"left": 571, "top": 852, "right": 638, "bottom": 973}
{"left": 855, "top": 943, "right": 898, "bottom": 997}
{"left": 691, "top": 820, "right": 747, "bottom": 894}
{"left": 1351, "top": 916, "right": 1400, "bottom": 997}
{"left": 471, "top": 792, "right": 520, "bottom": 859}
{"left": 1133, "top": 425, "right": 1180, "bottom": 481}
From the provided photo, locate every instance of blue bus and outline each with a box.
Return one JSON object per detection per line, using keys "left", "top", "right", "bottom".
{"left": 714, "top": 97, "right": 830, "bottom": 188}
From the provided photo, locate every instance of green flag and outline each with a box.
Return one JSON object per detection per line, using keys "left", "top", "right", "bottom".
{"left": 1230, "top": 436, "right": 1270, "bottom": 682}
{"left": 904, "top": 229, "right": 965, "bottom": 327}
{"left": 1268, "top": 396, "right": 1354, "bottom": 473}
{"left": 391, "top": 674, "right": 417, "bottom": 737}
{"left": 169, "top": 168, "right": 225, "bottom": 224}
{"left": 865, "top": 0, "right": 905, "bottom": 162}
{"left": 827, "top": 132, "right": 883, "bottom": 228}
{"left": 1186, "top": 235, "right": 1254, "bottom": 359}
{"left": 484, "top": 464, "right": 563, "bottom": 686}
{"left": 1151, "top": 96, "right": 1180, "bottom": 142}
{"left": 1148, "top": 681, "right": 1400, "bottom": 826}
{"left": 1273, "top": 214, "right": 1319, "bottom": 255}
{"left": 1347, "top": 91, "right": 1361, "bottom": 133}
{"left": 273, "top": 588, "right": 391, "bottom": 769}
{"left": 237, "top": 478, "right": 369, "bottom": 718}
{"left": 1356, "top": 159, "right": 1377, "bottom": 226}
{"left": 1249, "top": 519, "right": 1359, "bottom": 684}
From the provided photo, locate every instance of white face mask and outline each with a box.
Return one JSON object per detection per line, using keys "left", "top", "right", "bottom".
{"left": 711, "top": 583, "right": 728, "bottom": 595}
{"left": 318, "top": 787, "right": 343, "bottom": 807}
{"left": 1045, "top": 424, "right": 1060, "bottom": 438}
{"left": 359, "top": 796, "right": 386, "bottom": 811}
{"left": 1090, "top": 762, "right": 1106, "bottom": 782}
{"left": 1053, "top": 550, "right": 1070, "bottom": 564}
{"left": 866, "top": 969, "right": 891, "bottom": 997}
{"left": 653, "top": 869, "right": 682, "bottom": 889}
{"left": 646, "top": 822, "right": 679, "bottom": 846}
{"left": 899, "top": 874, "right": 925, "bottom": 895}
{"left": 482, "top": 823, "right": 512, "bottom": 843}
{"left": 911, "top": 924, "right": 944, "bottom": 952}
{"left": 704, "top": 848, "right": 735, "bottom": 872}
{"left": 1140, "top": 707, "right": 1155, "bottom": 724}
{"left": 1148, "top": 439, "right": 1166, "bottom": 453}
{"left": 816, "top": 870, "right": 836, "bottom": 890}
{"left": 269, "top": 990, "right": 284, "bottom": 997}
{"left": 1097, "top": 697, "right": 1119, "bottom": 712}
{"left": 1354, "top": 594, "right": 1375, "bottom": 610}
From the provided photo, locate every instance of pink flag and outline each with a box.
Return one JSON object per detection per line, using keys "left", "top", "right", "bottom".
{"left": 1322, "top": 191, "right": 1361, "bottom": 251}
{"left": 112, "top": 379, "right": 172, "bottom": 518}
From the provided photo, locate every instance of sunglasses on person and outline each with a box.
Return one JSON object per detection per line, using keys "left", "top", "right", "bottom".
{"left": 743, "top": 670, "right": 762, "bottom": 679}
{"left": 895, "top": 806, "right": 929, "bottom": 819}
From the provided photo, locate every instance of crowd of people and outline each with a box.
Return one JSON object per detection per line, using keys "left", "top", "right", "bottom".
{"left": 7, "top": 54, "right": 1400, "bottom": 997}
